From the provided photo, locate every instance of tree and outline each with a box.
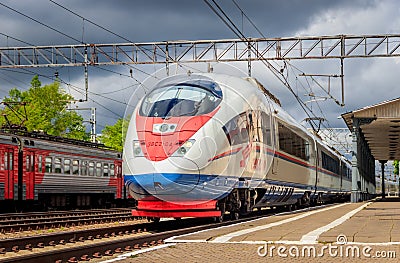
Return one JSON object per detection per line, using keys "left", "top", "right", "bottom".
{"left": 0, "top": 76, "right": 89, "bottom": 140}
{"left": 394, "top": 160, "right": 399, "bottom": 176}
{"left": 99, "top": 118, "right": 129, "bottom": 152}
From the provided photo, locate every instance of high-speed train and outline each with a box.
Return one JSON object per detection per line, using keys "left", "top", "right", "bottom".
{"left": 123, "top": 73, "right": 351, "bottom": 221}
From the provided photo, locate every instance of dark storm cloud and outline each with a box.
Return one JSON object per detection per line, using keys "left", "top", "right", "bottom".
{"left": 0, "top": 0, "right": 363, "bottom": 45}
{"left": 0, "top": 0, "right": 398, "bottom": 132}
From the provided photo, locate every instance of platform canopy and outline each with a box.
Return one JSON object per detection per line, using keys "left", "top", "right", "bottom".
{"left": 342, "top": 97, "right": 400, "bottom": 161}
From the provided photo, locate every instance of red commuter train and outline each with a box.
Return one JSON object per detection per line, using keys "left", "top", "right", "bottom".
{"left": 0, "top": 129, "right": 125, "bottom": 211}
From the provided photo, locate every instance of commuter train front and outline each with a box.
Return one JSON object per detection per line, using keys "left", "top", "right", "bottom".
{"left": 123, "top": 73, "right": 275, "bottom": 218}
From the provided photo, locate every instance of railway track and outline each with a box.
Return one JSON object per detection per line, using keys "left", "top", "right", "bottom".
{"left": 0, "top": 208, "right": 136, "bottom": 233}
{"left": 0, "top": 203, "right": 340, "bottom": 263}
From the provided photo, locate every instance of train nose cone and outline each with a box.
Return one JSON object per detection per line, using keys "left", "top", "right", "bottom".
{"left": 125, "top": 157, "right": 201, "bottom": 201}
{"left": 152, "top": 158, "right": 200, "bottom": 197}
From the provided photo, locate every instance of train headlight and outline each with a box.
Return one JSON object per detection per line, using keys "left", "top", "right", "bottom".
{"left": 175, "top": 139, "right": 195, "bottom": 156}
{"left": 133, "top": 140, "right": 144, "bottom": 157}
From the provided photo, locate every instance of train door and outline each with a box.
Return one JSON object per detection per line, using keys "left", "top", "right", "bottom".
{"left": 25, "top": 151, "right": 35, "bottom": 200}
{"left": 4, "top": 149, "right": 14, "bottom": 199}
{"left": 271, "top": 118, "right": 278, "bottom": 175}
{"left": 116, "top": 161, "right": 123, "bottom": 199}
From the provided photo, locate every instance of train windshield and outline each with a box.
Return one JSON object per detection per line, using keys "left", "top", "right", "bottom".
{"left": 140, "top": 80, "right": 222, "bottom": 117}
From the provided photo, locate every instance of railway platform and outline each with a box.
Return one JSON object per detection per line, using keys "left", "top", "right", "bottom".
{"left": 104, "top": 198, "right": 400, "bottom": 262}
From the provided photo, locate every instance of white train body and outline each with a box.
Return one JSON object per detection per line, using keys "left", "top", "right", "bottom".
{"left": 123, "top": 73, "right": 351, "bottom": 218}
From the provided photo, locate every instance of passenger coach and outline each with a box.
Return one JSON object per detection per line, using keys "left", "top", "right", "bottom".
{"left": 0, "top": 130, "right": 124, "bottom": 211}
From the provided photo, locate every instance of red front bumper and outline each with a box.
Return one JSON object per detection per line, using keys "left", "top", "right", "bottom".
{"left": 132, "top": 199, "right": 222, "bottom": 218}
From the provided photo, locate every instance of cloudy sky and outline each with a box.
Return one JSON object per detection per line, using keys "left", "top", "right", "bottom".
{"left": 0, "top": 0, "right": 399, "bottom": 136}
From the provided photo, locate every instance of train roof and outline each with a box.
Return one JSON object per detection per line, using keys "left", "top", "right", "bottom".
{"left": 0, "top": 129, "right": 111, "bottom": 150}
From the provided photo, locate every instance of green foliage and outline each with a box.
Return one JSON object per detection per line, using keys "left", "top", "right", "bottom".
{"left": 394, "top": 160, "right": 399, "bottom": 176}
{"left": 98, "top": 118, "right": 129, "bottom": 152}
{"left": 0, "top": 75, "right": 89, "bottom": 140}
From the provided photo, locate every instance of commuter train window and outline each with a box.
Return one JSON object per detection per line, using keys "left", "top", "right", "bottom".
{"left": 222, "top": 113, "right": 249, "bottom": 146}
{"left": 38, "top": 155, "right": 43, "bottom": 173}
{"left": 140, "top": 80, "right": 222, "bottom": 118}
{"left": 116, "top": 164, "right": 122, "bottom": 178}
{"left": 88, "top": 161, "right": 95, "bottom": 176}
{"left": 96, "top": 162, "right": 102, "bottom": 176}
{"left": 103, "top": 163, "right": 109, "bottom": 177}
{"left": 26, "top": 156, "right": 31, "bottom": 172}
{"left": 4, "top": 151, "right": 13, "bottom": 170}
{"left": 110, "top": 164, "right": 115, "bottom": 177}
{"left": 278, "top": 122, "right": 309, "bottom": 161}
{"left": 45, "top": 157, "right": 52, "bottom": 173}
{"left": 72, "top": 160, "right": 79, "bottom": 175}
{"left": 81, "top": 161, "right": 88, "bottom": 176}
{"left": 54, "top": 158, "right": 62, "bottom": 173}
{"left": 64, "top": 159, "right": 71, "bottom": 175}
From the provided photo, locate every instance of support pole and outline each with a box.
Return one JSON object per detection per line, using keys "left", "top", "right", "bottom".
{"left": 351, "top": 124, "right": 360, "bottom": 203}
{"left": 84, "top": 46, "right": 89, "bottom": 102}
{"left": 90, "top": 107, "right": 96, "bottom": 143}
{"left": 380, "top": 160, "right": 387, "bottom": 199}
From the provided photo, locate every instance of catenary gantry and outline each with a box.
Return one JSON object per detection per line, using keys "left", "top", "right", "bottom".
{"left": 342, "top": 98, "right": 400, "bottom": 201}
{"left": 1, "top": 34, "right": 400, "bottom": 68}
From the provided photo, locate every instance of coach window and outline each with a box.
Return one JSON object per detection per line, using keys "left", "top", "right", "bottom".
{"left": 38, "top": 155, "right": 43, "bottom": 173}
{"left": 64, "top": 159, "right": 71, "bottom": 175}
{"left": 4, "top": 152, "right": 13, "bottom": 170}
{"left": 26, "top": 156, "right": 30, "bottom": 172}
{"left": 110, "top": 164, "right": 115, "bottom": 177}
{"left": 54, "top": 158, "right": 62, "bottom": 173}
{"left": 26, "top": 154, "right": 34, "bottom": 172}
{"left": 72, "top": 160, "right": 79, "bottom": 175}
{"left": 278, "top": 123, "right": 309, "bottom": 161}
{"left": 88, "top": 161, "right": 95, "bottom": 176}
{"left": 81, "top": 160, "right": 88, "bottom": 176}
{"left": 103, "top": 163, "right": 109, "bottom": 176}
{"left": 116, "top": 164, "right": 122, "bottom": 178}
{"left": 45, "top": 157, "right": 52, "bottom": 173}
{"left": 96, "top": 162, "right": 102, "bottom": 176}
{"left": 321, "top": 151, "right": 339, "bottom": 174}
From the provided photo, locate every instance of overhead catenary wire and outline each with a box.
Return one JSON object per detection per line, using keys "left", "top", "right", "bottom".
{"left": 203, "top": 0, "right": 319, "bottom": 127}
{"left": 0, "top": 2, "right": 83, "bottom": 44}
{"left": 49, "top": 0, "right": 134, "bottom": 44}
{"left": 48, "top": 0, "right": 158, "bottom": 80}
{"left": 210, "top": 0, "right": 344, "bottom": 138}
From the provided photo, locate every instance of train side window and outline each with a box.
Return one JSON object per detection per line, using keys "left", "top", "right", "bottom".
{"left": 54, "top": 158, "right": 62, "bottom": 173}
{"left": 88, "top": 161, "right": 95, "bottom": 176}
{"left": 103, "top": 163, "right": 109, "bottom": 176}
{"left": 26, "top": 156, "right": 30, "bottom": 172}
{"left": 278, "top": 122, "right": 309, "bottom": 161}
{"left": 64, "top": 159, "right": 71, "bottom": 175}
{"left": 81, "top": 161, "right": 88, "bottom": 176}
{"left": 96, "top": 162, "right": 102, "bottom": 176}
{"left": 26, "top": 154, "right": 34, "bottom": 172}
{"left": 4, "top": 152, "right": 8, "bottom": 170}
{"left": 45, "top": 157, "right": 52, "bottom": 173}
{"left": 9, "top": 152, "right": 13, "bottom": 170}
{"left": 116, "top": 164, "right": 122, "bottom": 178}
{"left": 38, "top": 155, "right": 43, "bottom": 173}
{"left": 110, "top": 164, "right": 115, "bottom": 177}
{"left": 321, "top": 151, "right": 339, "bottom": 174}
{"left": 72, "top": 160, "right": 79, "bottom": 175}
